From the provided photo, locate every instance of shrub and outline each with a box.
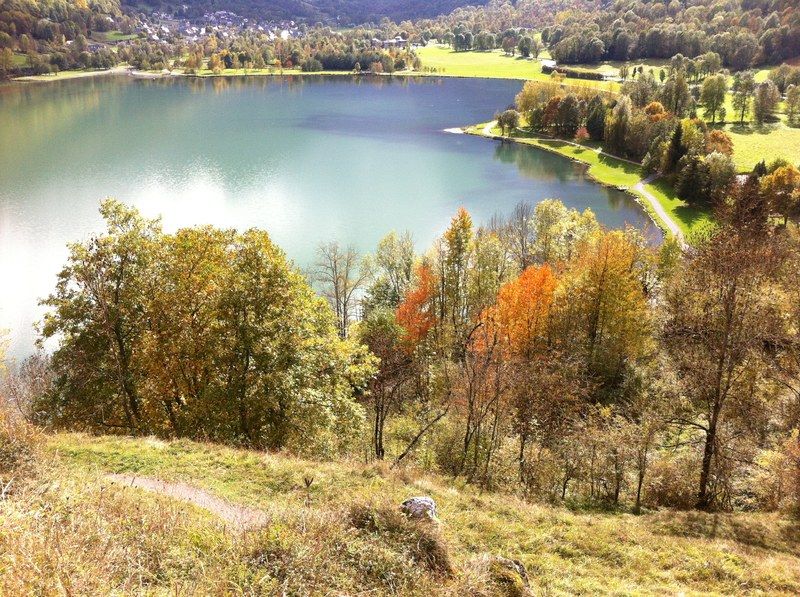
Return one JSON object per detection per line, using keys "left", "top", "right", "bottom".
{"left": 349, "top": 501, "right": 454, "bottom": 576}
{"left": 0, "top": 407, "right": 39, "bottom": 479}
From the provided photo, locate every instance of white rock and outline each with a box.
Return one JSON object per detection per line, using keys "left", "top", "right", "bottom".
{"left": 401, "top": 496, "right": 437, "bottom": 520}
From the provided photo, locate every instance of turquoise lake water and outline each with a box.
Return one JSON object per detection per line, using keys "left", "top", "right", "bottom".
{"left": 0, "top": 75, "right": 658, "bottom": 356}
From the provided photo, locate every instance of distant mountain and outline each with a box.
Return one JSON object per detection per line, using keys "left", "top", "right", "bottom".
{"left": 129, "top": 0, "right": 489, "bottom": 24}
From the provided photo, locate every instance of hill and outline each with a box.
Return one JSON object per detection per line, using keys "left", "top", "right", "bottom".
{"left": 3, "top": 431, "right": 800, "bottom": 595}
{"left": 130, "top": 0, "right": 487, "bottom": 24}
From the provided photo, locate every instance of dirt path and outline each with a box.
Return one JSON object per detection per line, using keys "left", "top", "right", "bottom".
{"left": 633, "top": 174, "right": 685, "bottom": 246}
{"left": 107, "top": 473, "right": 268, "bottom": 529}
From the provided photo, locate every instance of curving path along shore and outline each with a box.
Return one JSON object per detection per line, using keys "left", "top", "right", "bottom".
{"left": 634, "top": 174, "right": 685, "bottom": 246}
{"left": 469, "top": 123, "right": 686, "bottom": 245}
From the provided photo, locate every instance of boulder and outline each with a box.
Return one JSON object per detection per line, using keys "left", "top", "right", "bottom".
{"left": 400, "top": 496, "right": 437, "bottom": 520}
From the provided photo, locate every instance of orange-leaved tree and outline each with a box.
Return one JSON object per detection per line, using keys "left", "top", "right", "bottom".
{"left": 396, "top": 263, "right": 437, "bottom": 351}
{"left": 490, "top": 264, "right": 556, "bottom": 359}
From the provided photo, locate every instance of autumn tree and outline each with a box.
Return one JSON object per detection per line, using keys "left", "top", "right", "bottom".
{"left": 761, "top": 165, "right": 800, "bottom": 225}
{"left": 664, "top": 228, "right": 788, "bottom": 510}
{"left": 355, "top": 308, "right": 410, "bottom": 459}
{"left": 552, "top": 230, "right": 654, "bottom": 391}
{"left": 39, "top": 202, "right": 374, "bottom": 454}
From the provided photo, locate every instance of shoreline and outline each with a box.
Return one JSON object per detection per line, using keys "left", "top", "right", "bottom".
{"left": 11, "top": 66, "right": 464, "bottom": 83}
{"left": 12, "top": 65, "right": 612, "bottom": 85}
{"left": 462, "top": 123, "right": 695, "bottom": 244}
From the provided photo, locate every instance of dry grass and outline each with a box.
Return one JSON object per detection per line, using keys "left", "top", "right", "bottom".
{"left": 2, "top": 432, "right": 800, "bottom": 595}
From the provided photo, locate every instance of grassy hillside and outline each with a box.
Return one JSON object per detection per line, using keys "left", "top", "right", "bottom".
{"left": 3, "top": 432, "right": 799, "bottom": 595}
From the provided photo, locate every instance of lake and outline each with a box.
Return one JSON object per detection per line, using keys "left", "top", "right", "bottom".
{"left": 0, "top": 74, "right": 658, "bottom": 358}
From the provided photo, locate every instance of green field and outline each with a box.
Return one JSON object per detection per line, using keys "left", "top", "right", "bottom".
{"left": 14, "top": 66, "right": 125, "bottom": 82}
{"left": 570, "top": 58, "right": 670, "bottom": 79}
{"left": 416, "top": 45, "right": 618, "bottom": 92}
{"left": 3, "top": 432, "right": 798, "bottom": 595}
{"left": 416, "top": 45, "right": 547, "bottom": 79}
{"left": 725, "top": 123, "right": 800, "bottom": 171}
{"left": 87, "top": 30, "right": 138, "bottom": 43}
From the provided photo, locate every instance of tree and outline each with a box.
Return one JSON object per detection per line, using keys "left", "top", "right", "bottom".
{"left": 786, "top": 85, "right": 800, "bottom": 125}
{"left": 396, "top": 263, "right": 436, "bottom": 350}
{"left": 553, "top": 230, "right": 653, "bottom": 390}
{"left": 501, "top": 36, "right": 516, "bottom": 56}
{"left": 604, "top": 95, "right": 631, "bottom": 156}
{"left": 208, "top": 53, "right": 222, "bottom": 74}
{"left": 517, "top": 36, "right": 532, "bottom": 58}
{"left": 530, "top": 37, "right": 541, "bottom": 59}
{"left": 0, "top": 47, "right": 12, "bottom": 77}
{"left": 585, "top": 95, "right": 606, "bottom": 141}
{"left": 731, "top": 71, "right": 756, "bottom": 125}
{"left": 364, "top": 231, "right": 414, "bottom": 310}
{"left": 515, "top": 80, "right": 560, "bottom": 123}
{"left": 705, "top": 129, "right": 733, "bottom": 156}
{"left": 490, "top": 265, "right": 555, "bottom": 359}
{"left": 555, "top": 94, "right": 581, "bottom": 138}
{"left": 39, "top": 202, "right": 374, "bottom": 453}
{"left": 41, "top": 200, "right": 160, "bottom": 432}
{"left": 441, "top": 208, "right": 474, "bottom": 355}
{"left": 356, "top": 308, "right": 410, "bottom": 459}
{"left": 704, "top": 151, "right": 737, "bottom": 205}
{"left": 314, "top": 241, "right": 370, "bottom": 338}
{"left": 753, "top": 80, "right": 781, "bottom": 125}
{"left": 661, "top": 72, "right": 691, "bottom": 116}
{"left": 761, "top": 165, "right": 800, "bottom": 225}
{"left": 506, "top": 201, "right": 534, "bottom": 270}
{"left": 497, "top": 109, "right": 520, "bottom": 135}
{"left": 664, "top": 229, "right": 788, "bottom": 510}
{"left": 664, "top": 121, "right": 684, "bottom": 173}
{"left": 530, "top": 199, "right": 599, "bottom": 264}
{"left": 700, "top": 74, "right": 727, "bottom": 124}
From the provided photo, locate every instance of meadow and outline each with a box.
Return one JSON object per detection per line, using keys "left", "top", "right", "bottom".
{"left": 3, "top": 430, "right": 799, "bottom": 595}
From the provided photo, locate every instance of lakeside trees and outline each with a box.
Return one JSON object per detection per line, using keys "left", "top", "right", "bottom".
{"left": 27, "top": 189, "right": 800, "bottom": 515}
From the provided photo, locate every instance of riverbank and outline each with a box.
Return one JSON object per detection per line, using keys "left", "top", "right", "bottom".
{"left": 465, "top": 122, "right": 714, "bottom": 243}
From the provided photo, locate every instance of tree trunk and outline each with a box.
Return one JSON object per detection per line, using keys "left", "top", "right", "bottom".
{"left": 697, "top": 424, "right": 717, "bottom": 510}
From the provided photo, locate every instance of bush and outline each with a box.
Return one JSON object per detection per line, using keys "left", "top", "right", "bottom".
{"left": 0, "top": 407, "right": 39, "bottom": 479}
{"left": 647, "top": 448, "right": 698, "bottom": 509}
{"left": 301, "top": 58, "right": 323, "bottom": 72}
{"left": 349, "top": 501, "right": 454, "bottom": 576}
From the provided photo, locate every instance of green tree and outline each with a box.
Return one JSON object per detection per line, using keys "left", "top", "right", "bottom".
{"left": 41, "top": 200, "right": 161, "bottom": 431}
{"left": 753, "top": 80, "right": 781, "bottom": 125}
{"left": 497, "top": 108, "right": 520, "bottom": 135}
{"left": 787, "top": 85, "right": 800, "bottom": 125}
{"left": 517, "top": 36, "right": 532, "bottom": 58}
{"left": 700, "top": 74, "right": 727, "bottom": 124}
{"left": 731, "top": 71, "right": 756, "bottom": 125}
